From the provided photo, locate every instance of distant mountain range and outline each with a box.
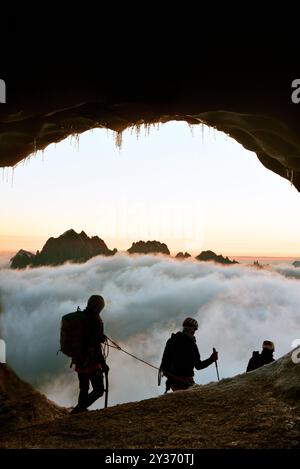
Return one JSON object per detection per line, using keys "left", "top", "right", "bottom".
{"left": 195, "top": 250, "right": 238, "bottom": 265}
{"left": 10, "top": 229, "right": 241, "bottom": 269}
{"left": 10, "top": 250, "right": 36, "bottom": 269}
{"left": 127, "top": 240, "right": 170, "bottom": 255}
{"left": 175, "top": 252, "right": 191, "bottom": 259}
{"left": 10, "top": 230, "right": 117, "bottom": 269}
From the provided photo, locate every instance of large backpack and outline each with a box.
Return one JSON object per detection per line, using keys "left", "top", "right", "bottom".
{"left": 159, "top": 334, "right": 195, "bottom": 392}
{"left": 60, "top": 307, "right": 88, "bottom": 358}
{"left": 160, "top": 334, "right": 177, "bottom": 376}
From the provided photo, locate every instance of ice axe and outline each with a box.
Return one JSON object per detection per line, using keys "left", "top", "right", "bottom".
{"left": 213, "top": 347, "right": 220, "bottom": 381}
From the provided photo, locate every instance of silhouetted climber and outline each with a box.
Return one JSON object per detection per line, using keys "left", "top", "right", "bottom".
{"left": 246, "top": 340, "right": 275, "bottom": 372}
{"left": 159, "top": 317, "right": 218, "bottom": 392}
{"left": 69, "top": 295, "right": 109, "bottom": 414}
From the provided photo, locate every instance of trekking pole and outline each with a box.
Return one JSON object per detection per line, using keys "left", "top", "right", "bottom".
{"left": 213, "top": 347, "right": 220, "bottom": 381}
{"left": 104, "top": 370, "right": 109, "bottom": 408}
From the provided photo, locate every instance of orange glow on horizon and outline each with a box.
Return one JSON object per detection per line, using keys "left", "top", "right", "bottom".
{"left": 1, "top": 124, "right": 300, "bottom": 260}
{"left": 0, "top": 233, "right": 299, "bottom": 260}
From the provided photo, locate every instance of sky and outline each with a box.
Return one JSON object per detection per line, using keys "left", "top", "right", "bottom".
{"left": 1, "top": 254, "right": 300, "bottom": 408}
{"left": 1, "top": 121, "right": 300, "bottom": 257}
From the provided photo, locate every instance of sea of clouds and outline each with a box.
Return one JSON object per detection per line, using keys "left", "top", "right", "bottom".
{"left": 0, "top": 253, "right": 300, "bottom": 409}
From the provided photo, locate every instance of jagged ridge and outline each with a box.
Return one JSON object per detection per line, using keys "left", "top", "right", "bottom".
{"left": 1, "top": 351, "right": 300, "bottom": 448}
{"left": 10, "top": 229, "right": 117, "bottom": 268}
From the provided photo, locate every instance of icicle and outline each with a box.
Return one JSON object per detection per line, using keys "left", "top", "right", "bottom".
{"left": 70, "top": 133, "right": 80, "bottom": 151}
{"left": 75, "top": 133, "right": 80, "bottom": 151}
{"left": 188, "top": 123, "right": 194, "bottom": 137}
{"left": 144, "top": 123, "right": 151, "bottom": 137}
{"left": 10, "top": 167, "right": 15, "bottom": 188}
{"left": 201, "top": 123, "right": 204, "bottom": 144}
{"left": 114, "top": 131, "right": 123, "bottom": 150}
{"left": 135, "top": 123, "right": 141, "bottom": 140}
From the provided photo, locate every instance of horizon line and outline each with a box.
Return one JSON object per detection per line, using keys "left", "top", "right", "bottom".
{"left": 0, "top": 249, "right": 299, "bottom": 260}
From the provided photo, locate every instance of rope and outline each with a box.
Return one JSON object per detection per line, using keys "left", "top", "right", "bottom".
{"left": 105, "top": 336, "right": 211, "bottom": 390}
{"left": 106, "top": 336, "right": 159, "bottom": 371}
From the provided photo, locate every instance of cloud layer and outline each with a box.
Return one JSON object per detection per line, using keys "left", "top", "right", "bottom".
{"left": 0, "top": 254, "right": 300, "bottom": 408}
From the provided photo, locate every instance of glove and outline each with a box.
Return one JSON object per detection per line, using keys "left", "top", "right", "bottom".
{"left": 210, "top": 350, "right": 218, "bottom": 363}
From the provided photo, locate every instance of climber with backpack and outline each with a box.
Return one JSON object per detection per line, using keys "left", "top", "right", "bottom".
{"left": 159, "top": 317, "right": 218, "bottom": 392}
{"left": 246, "top": 340, "right": 275, "bottom": 372}
{"left": 60, "top": 295, "right": 109, "bottom": 414}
